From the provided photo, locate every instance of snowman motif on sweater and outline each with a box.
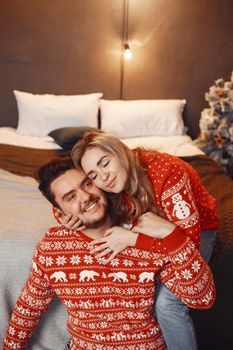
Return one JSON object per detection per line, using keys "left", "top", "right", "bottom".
{"left": 172, "top": 193, "right": 191, "bottom": 219}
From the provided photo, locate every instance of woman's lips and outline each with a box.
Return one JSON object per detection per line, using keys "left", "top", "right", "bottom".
{"left": 106, "top": 178, "right": 116, "bottom": 189}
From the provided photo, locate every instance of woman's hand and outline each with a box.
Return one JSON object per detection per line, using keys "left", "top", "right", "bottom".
{"left": 53, "top": 207, "right": 86, "bottom": 231}
{"left": 132, "top": 212, "right": 175, "bottom": 239}
{"left": 89, "top": 226, "right": 138, "bottom": 264}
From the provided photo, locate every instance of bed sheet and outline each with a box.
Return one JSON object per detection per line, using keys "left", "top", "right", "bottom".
{"left": 0, "top": 127, "right": 61, "bottom": 149}
{"left": 121, "top": 135, "right": 204, "bottom": 157}
{"left": 0, "top": 169, "right": 69, "bottom": 349}
{"left": 0, "top": 126, "right": 204, "bottom": 157}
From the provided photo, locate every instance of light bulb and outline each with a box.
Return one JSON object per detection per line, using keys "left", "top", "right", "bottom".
{"left": 124, "top": 43, "right": 133, "bottom": 60}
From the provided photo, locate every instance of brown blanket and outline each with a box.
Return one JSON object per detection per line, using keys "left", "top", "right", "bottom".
{"left": 0, "top": 144, "right": 67, "bottom": 177}
{"left": 1, "top": 144, "right": 233, "bottom": 349}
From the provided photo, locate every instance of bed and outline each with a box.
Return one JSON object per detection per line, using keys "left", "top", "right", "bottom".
{"left": 1, "top": 94, "right": 233, "bottom": 350}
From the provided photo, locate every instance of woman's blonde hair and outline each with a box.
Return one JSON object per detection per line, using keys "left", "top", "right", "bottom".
{"left": 71, "top": 132, "right": 157, "bottom": 223}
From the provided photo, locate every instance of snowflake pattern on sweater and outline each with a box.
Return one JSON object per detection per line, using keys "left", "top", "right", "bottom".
{"left": 4, "top": 226, "right": 215, "bottom": 350}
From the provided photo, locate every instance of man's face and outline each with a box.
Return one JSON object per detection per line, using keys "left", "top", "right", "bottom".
{"left": 51, "top": 168, "right": 108, "bottom": 228}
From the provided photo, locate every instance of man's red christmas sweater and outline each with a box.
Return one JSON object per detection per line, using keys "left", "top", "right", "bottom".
{"left": 4, "top": 226, "right": 215, "bottom": 350}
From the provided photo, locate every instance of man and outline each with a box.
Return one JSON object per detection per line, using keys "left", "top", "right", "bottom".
{"left": 4, "top": 157, "right": 215, "bottom": 350}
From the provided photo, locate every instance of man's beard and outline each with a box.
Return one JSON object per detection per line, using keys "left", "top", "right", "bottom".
{"left": 83, "top": 209, "right": 108, "bottom": 229}
{"left": 81, "top": 196, "right": 109, "bottom": 229}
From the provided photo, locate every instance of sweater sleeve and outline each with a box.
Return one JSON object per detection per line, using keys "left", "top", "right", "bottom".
{"left": 135, "top": 233, "right": 155, "bottom": 251}
{"left": 3, "top": 249, "right": 55, "bottom": 349}
{"left": 145, "top": 157, "right": 202, "bottom": 249}
{"left": 160, "top": 163, "right": 201, "bottom": 248}
{"left": 158, "top": 227, "right": 216, "bottom": 309}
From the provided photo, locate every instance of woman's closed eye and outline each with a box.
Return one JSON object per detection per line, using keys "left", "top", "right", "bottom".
{"left": 103, "top": 160, "right": 110, "bottom": 167}
{"left": 89, "top": 173, "right": 97, "bottom": 181}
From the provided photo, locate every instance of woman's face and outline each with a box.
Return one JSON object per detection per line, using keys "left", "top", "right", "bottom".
{"left": 81, "top": 147, "right": 128, "bottom": 193}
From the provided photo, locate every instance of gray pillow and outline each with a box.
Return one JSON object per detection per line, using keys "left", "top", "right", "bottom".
{"left": 49, "top": 127, "right": 101, "bottom": 151}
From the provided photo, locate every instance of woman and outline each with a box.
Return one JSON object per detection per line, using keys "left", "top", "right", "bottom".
{"left": 59, "top": 131, "right": 219, "bottom": 350}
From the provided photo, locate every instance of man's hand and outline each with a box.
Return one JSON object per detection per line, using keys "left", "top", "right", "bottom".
{"left": 89, "top": 226, "right": 138, "bottom": 264}
{"left": 132, "top": 212, "right": 175, "bottom": 239}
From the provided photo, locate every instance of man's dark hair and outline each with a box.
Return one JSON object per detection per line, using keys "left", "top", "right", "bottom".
{"left": 37, "top": 157, "right": 75, "bottom": 208}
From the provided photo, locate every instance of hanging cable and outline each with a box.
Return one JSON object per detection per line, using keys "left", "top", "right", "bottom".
{"left": 120, "top": 0, "right": 132, "bottom": 99}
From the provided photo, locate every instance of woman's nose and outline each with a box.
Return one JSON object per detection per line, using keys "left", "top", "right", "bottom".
{"left": 100, "top": 171, "right": 110, "bottom": 182}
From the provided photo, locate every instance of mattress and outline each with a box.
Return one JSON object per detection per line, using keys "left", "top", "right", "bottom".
{"left": 0, "top": 127, "right": 204, "bottom": 157}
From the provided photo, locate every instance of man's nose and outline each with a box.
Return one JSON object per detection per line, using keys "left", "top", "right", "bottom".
{"left": 78, "top": 188, "right": 91, "bottom": 202}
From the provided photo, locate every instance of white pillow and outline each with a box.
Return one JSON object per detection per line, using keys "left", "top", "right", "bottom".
{"left": 100, "top": 99, "right": 186, "bottom": 138}
{"left": 14, "top": 90, "right": 103, "bottom": 137}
